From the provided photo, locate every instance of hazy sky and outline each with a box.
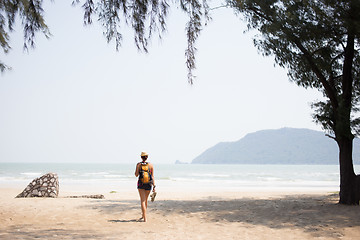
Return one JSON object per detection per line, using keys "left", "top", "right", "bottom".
{"left": 0, "top": 1, "right": 324, "bottom": 163}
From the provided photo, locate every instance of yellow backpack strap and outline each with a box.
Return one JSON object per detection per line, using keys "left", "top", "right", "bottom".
{"left": 141, "top": 162, "right": 149, "bottom": 172}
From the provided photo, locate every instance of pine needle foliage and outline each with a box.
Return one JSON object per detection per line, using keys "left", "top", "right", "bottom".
{"left": 0, "top": 0, "right": 51, "bottom": 72}
{"left": 72, "top": 0, "right": 209, "bottom": 83}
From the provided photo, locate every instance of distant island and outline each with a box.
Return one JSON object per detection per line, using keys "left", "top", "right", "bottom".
{"left": 192, "top": 128, "right": 360, "bottom": 164}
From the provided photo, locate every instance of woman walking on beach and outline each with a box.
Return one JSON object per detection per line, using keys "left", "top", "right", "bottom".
{"left": 135, "top": 152, "right": 156, "bottom": 222}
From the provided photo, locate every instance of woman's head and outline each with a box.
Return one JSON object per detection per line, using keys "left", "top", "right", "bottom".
{"left": 141, "top": 152, "right": 148, "bottom": 161}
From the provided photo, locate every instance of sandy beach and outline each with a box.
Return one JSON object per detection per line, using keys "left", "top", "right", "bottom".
{"left": 1, "top": 187, "right": 360, "bottom": 240}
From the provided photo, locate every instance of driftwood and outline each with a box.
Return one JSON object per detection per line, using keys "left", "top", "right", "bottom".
{"left": 65, "top": 194, "right": 105, "bottom": 199}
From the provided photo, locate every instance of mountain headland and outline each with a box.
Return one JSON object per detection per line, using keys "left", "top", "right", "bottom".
{"left": 192, "top": 128, "right": 360, "bottom": 164}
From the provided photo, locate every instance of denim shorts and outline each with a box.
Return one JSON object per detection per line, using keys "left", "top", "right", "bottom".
{"left": 137, "top": 181, "right": 152, "bottom": 191}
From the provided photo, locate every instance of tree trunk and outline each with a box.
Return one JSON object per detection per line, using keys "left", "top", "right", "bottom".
{"left": 337, "top": 27, "right": 358, "bottom": 204}
{"left": 338, "top": 136, "right": 360, "bottom": 205}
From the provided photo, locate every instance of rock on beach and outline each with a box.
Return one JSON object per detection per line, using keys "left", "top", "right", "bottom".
{"left": 16, "top": 173, "right": 59, "bottom": 198}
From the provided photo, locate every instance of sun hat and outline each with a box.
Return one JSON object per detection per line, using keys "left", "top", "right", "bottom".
{"left": 141, "top": 152, "right": 148, "bottom": 157}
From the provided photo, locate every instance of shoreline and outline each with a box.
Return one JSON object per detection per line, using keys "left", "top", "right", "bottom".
{"left": 1, "top": 187, "right": 360, "bottom": 239}
{"left": 1, "top": 177, "right": 340, "bottom": 196}
{"left": 0, "top": 186, "right": 338, "bottom": 201}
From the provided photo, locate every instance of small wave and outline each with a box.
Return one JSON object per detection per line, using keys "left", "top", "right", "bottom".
{"left": 104, "top": 174, "right": 128, "bottom": 178}
{"left": 20, "top": 172, "right": 42, "bottom": 176}
{"left": 257, "top": 176, "right": 283, "bottom": 181}
{"left": 80, "top": 172, "right": 110, "bottom": 176}
{"left": 190, "top": 173, "right": 231, "bottom": 178}
{"left": 0, "top": 176, "right": 33, "bottom": 182}
{"left": 0, "top": 176, "right": 18, "bottom": 181}
{"left": 170, "top": 177, "right": 197, "bottom": 182}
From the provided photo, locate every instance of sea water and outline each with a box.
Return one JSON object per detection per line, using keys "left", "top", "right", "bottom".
{"left": 1, "top": 163, "right": 357, "bottom": 193}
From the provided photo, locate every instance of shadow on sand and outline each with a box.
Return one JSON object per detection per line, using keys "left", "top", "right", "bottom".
{"left": 86, "top": 193, "right": 360, "bottom": 239}
{"left": 1, "top": 225, "right": 105, "bottom": 240}
{"left": 5, "top": 194, "right": 357, "bottom": 239}
{"left": 108, "top": 219, "right": 143, "bottom": 223}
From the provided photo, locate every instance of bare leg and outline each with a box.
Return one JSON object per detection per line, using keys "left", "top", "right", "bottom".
{"left": 138, "top": 189, "right": 151, "bottom": 222}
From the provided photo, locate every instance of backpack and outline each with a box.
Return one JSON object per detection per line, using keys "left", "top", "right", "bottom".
{"left": 139, "top": 162, "right": 152, "bottom": 184}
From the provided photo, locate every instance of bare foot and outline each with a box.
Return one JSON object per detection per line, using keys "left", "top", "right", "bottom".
{"left": 137, "top": 217, "right": 147, "bottom": 222}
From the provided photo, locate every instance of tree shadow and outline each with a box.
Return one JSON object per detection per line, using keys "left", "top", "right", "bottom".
{"left": 1, "top": 224, "right": 105, "bottom": 239}
{"left": 84, "top": 199, "right": 139, "bottom": 212}
{"left": 84, "top": 193, "right": 360, "bottom": 238}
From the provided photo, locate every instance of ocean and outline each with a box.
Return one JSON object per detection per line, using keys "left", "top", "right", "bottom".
{"left": 1, "top": 163, "right": 356, "bottom": 194}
